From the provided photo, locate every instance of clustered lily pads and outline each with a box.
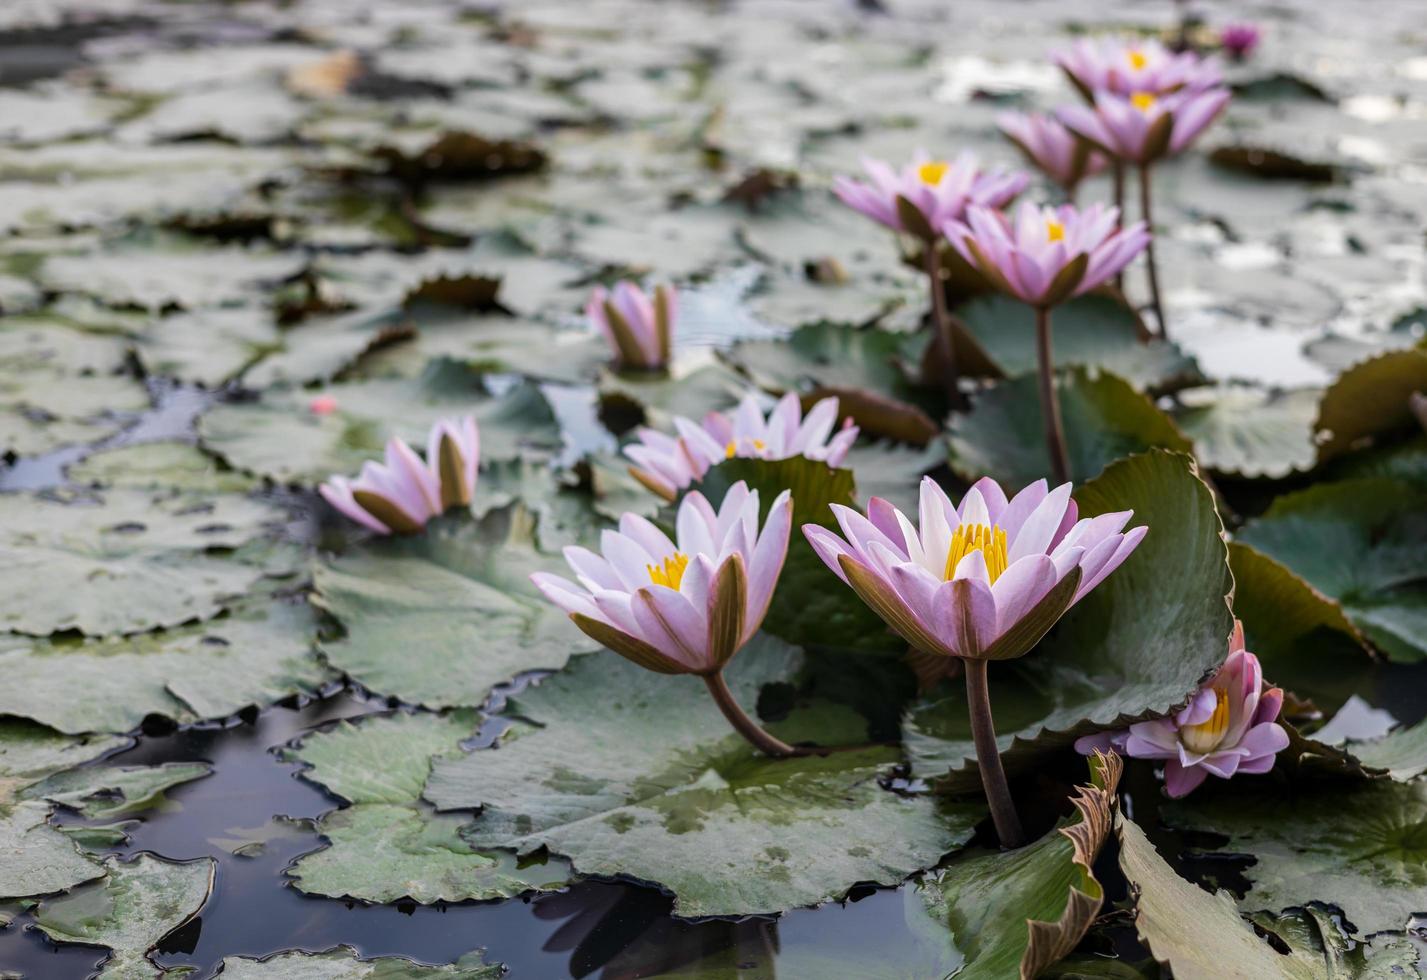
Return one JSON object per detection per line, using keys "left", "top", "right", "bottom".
{"left": 0, "top": 3, "right": 1425, "bottom": 978}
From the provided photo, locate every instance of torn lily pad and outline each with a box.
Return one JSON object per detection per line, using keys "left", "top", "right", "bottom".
{"left": 0, "top": 719, "right": 127, "bottom": 804}
{"left": 426, "top": 637, "right": 979, "bottom": 917}
{"left": 286, "top": 710, "right": 571, "bottom": 904}
{"left": 23, "top": 762, "right": 211, "bottom": 820}
{"left": 217, "top": 947, "right": 503, "bottom": 979}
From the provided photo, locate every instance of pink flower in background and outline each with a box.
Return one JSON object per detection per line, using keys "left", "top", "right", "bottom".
{"left": 1054, "top": 37, "right": 1221, "bottom": 100}
{"left": 588, "top": 281, "right": 676, "bottom": 371}
{"left": 943, "top": 202, "right": 1149, "bottom": 308}
{"left": 319, "top": 416, "right": 479, "bottom": 535}
{"left": 624, "top": 393, "right": 859, "bottom": 501}
{"left": 803, "top": 476, "right": 1146, "bottom": 661}
{"left": 997, "top": 111, "right": 1109, "bottom": 193}
{"left": 833, "top": 150, "right": 1029, "bottom": 239}
{"left": 308, "top": 394, "right": 338, "bottom": 416}
{"left": 532, "top": 481, "right": 792, "bottom": 675}
{"left": 1076, "top": 622, "right": 1289, "bottom": 797}
{"left": 1220, "top": 24, "right": 1261, "bottom": 61}
{"left": 1056, "top": 87, "right": 1231, "bottom": 165}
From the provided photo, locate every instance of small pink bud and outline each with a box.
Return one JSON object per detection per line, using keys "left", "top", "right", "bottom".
{"left": 309, "top": 395, "right": 338, "bottom": 416}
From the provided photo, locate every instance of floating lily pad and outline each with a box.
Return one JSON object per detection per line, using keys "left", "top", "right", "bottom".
{"left": 133, "top": 306, "right": 279, "bottom": 388}
{"left": 947, "top": 368, "right": 1193, "bottom": 488}
{"left": 1237, "top": 478, "right": 1427, "bottom": 661}
{"left": 904, "top": 451, "right": 1233, "bottom": 781}
{"left": 69, "top": 443, "right": 258, "bottom": 495}
{"left": 953, "top": 294, "right": 1200, "bottom": 393}
{"left": 199, "top": 360, "right": 560, "bottom": 484}
{"left": 1338, "top": 718, "right": 1427, "bottom": 783}
{"left": 1173, "top": 385, "right": 1320, "bottom": 479}
{"left": 1314, "top": 348, "right": 1427, "bottom": 462}
{"left": 217, "top": 947, "right": 503, "bottom": 979}
{"left": 0, "top": 487, "right": 291, "bottom": 637}
{"left": 426, "top": 637, "right": 980, "bottom": 917}
{"left": 1117, "top": 816, "right": 1419, "bottom": 979}
{"left": 1163, "top": 779, "right": 1427, "bottom": 936}
{"left": 598, "top": 361, "right": 749, "bottom": 431}
{"left": 314, "top": 506, "right": 595, "bottom": 710}
{"left": 0, "top": 801, "right": 105, "bottom": 900}
{"left": 475, "top": 457, "right": 610, "bottom": 550}
{"left": 0, "top": 720, "right": 127, "bottom": 804}
{"left": 31, "top": 853, "right": 214, "bottom": 979}
{"left": 286, "top": 709, "right": 571, "bottom": 904}
{"left": 0, "top": 598, "right": 327, "bottom": 734}
{"left": 23, "top": 762, "right": 211, "bottom": 820}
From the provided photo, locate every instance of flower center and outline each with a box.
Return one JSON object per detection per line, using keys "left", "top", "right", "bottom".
{"left": 1127, "top": 49, "right": 1149, "bottom": 70}
{"left": 648, "top": 552, "right": 690, "bottom": 590}
{"left": 917, "top": 161, "right": 950, "bottom": 185}
{"left": 1046, "top": 220, "right": 1065, "bottom": 242}
{"left": 1181, "top": 688, "right": 1231, "bottom": 754}
{"left": 944, "top": 523, "right": 1008, "bottom": 583}
{"left": 1130, "top": 91, "right": 1157, "bottom": 112}
{"left": 725, "top": 438, "right": 767, "bottom": 458}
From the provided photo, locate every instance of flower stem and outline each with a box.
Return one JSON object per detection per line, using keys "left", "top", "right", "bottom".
{"left": 923, "top": 240, "right": 961, "bottom": 407}
{"left": 963, "top": 657, "right": 1025, "bottom": 849}
{"left": 703, "top": 670, "right": 801, "bottom": 758}
{"left": 1034, "top": 307, "right": 1071, "bottom": 485}
{"left": 1112, "top": 161, "right": 1125, "bottom": 292}
{"left": 1139, "top": 165, "right": 1167, "bottom": 338}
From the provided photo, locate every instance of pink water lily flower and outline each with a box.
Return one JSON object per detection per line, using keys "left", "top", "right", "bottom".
{"left": 943, "top": 202, "right": 1150, "bottom": 308}
{"left": 319, "top": 416, "right": 479, "bottom": 535}
{"left": 803, "top": 476, "right": 1146, "bottom": 661}
{"left": 1075, "top": 622, "right": 1289, "bottom": 797}
{"left": 1220, "top": 24, "right": 1261, "bottom": 61}
{"left": 624, "top": 393, "right": 859, "bottom": 501}
{"left": 1054, "top": 37, "right": 1221, "bottom": 100}
{"left": 588, "top": 281, "right": 676, "bottom": 371}
{"left": 532, "top": 481, "right": 792, "bottom": 675}
{"left": 1057, "top": 87, "right": 1231, "bottom": 166}
{"left": 833, "top": 150, "right": 1028, "bottom": 240}
{"left": 998, "top": 111, "right": 1109, "bottom": 194}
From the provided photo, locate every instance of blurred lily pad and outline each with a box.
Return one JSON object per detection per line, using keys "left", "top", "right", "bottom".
{"left": 217, "top": 947, "right": 503, "bottom": 979}
{"left": 69, "top": 443, "right": 258, "bottom": 495}
{"left": 1173, "top": 385, "right": 1320, "bottom": 479}
{"left": 1314, "top": 348, "right": 1427, "bottom": 462}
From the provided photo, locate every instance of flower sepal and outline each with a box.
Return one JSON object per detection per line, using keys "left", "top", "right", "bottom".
{"left": 895, "top": 193, "right": 939, "bottom": 242}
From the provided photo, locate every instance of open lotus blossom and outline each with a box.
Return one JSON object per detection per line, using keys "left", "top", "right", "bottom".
{"left": 998, "top": 111, "right": 1109, "bottom": 196}
{"left": 1054, "top": 37, "right": 1221, "bottom": 100}
{"left": 833, "top": 149, "right": 1029, "bottom": 240}
{"left": 804, "top": 476, "right": 1146, "bottom": 662}
{"left": 1056, "top": 87, "right": 1231, "bottom": 166}
{"left": 588, "top": 281, "right": 676, "bottom": 371}
{"left": 532, "top": 481, "right": 792, "bottom": 677}
{"left": 1075, "top": 622, "right": 1289, "bottom": 798}
{"left": 624, "top": 393, "right": 859, "bottom": 501}
{"left": 1220, "top": 24, "right": 1262, "bottom": 61}
{"left": 944, "top": 201, "right": 1150, "bottom": 308}
{"left": 319, "top": 416, "right": 479, "bottom": 535}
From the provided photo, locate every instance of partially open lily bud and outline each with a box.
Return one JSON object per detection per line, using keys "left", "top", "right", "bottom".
{"left": 588, "top": 281, "right": 676, "bottom": 371}
{"left": 319, "top": 416, "right": 479, "bottom": 535}
{"left": 1053, "top": 37, "right": 1222, "bottom": 101}
{"left": 833, "top": 149, "right": 1027, "bottom": 241}
{"left": 1076, "top": 621, "right": 1289, "bottom": 797}
{"left": 803, "top": 476, "right": 1146, "bottom": 661}
{"left": 1056, "top": 87, "right": 1231, "bottom": 166}
{"left": 997, "top": 111, "right": 1108, "bottom": 194}
{"left": 531, "top": 481, "right": 792, "bottom": 675}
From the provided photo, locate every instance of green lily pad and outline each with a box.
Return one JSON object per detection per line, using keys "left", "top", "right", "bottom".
{"left": 1327, "top": 435, "right": 1427, "bottom": 488}
{"left": 286, "top": 710, "right": 572, "bottom": 904}
{"left": 69, "top": 443, "right": 259, "bottom": 495}
{"left": 1117, "top": 815, "right": 1419, "bottom": 979}
{"left": 199, "top": 360, "right": 560, "bottom": 485}
{"left": 598, "top": 361, "right": 749, "bottom": 431}
{"left": 0, "top": 801, "right": 105, "bottom": 900}
{"left": 475, "top": 457, "right": 611, "bottom": 551}
{"left": 904, "top": 451, "right": 1233, "bottom": 781}
{"left": 216, "top": 947, "right": 503, "bottom": 979}
{"left": 0, "top": 598, "right": 328, "bottom": 734}
{"left": 313, "top": 506, "right": 595, "bottom": 710}
{"left": 23, "top": 762, "right": 211, "bottom": 820}
{"left": 133, "top": 306, "right": 278, "bottom": 388}
{"left": 1314, "top": 348, "right": 1427, "bottom": 462}
{"left": 916, "top": 754, "right": 1120, "bottom": 979}
{"left": 1173, "top": 385, "right": 1320, "bottom": 479}
{"left": 947, "top": 368, "right": 1193, "bottom": 488}
{"left": 0, "top": 720, "right": 127, "bottom": 804}
{"left": 0, "top": 487, "right": 292, "bottom": 637}
{"left": 31, "top": 852, "right": 214, "bottom": 979}
{"left": 953, "top": 293, "right": 1201, "bottom": 393}
{"left": 1237, "top": 478, "right": 1427, "bottom": 661}
{"left": 1163, "top": 778, "right": 1427, "bottom": 936}
{"left": 425, "top": 637, "right": 980, "bottom": 917}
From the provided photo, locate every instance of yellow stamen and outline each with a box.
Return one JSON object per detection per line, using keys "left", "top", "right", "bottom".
{"left": 1130, "top": 91, "right": 1157, "bottom": 112}
{"left": 1127, "top": 50, "right": 1149, "bottom": 70}
{"left": 917, "top": 161, "right": 950, "bottom": 186}
{"left": 1046, "top": 220, "right": 1065, "bottom": 242}
{"left": 1181, "top": 688, "right": 1231, "bottom": 754}
{"left": 648, "top": 552, "right": 690, "bottom": 590}
{"left": 725, "top": 438, "right": 767, "bottom": 458}
{"left": 944, "top": 524, "right": 1009, "bottom": 583}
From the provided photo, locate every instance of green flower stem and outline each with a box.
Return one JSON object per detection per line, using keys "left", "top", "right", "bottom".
{"left": 703, "top": 670, "right": 802, "bottom": 758}
{"left": 1034, "top": 307, "right": 1071, "bottom": 484}
{"left": 963, "top": 657, "right": 1026, "bottom": 849}
{"left": 1139, "top": 165, "right": 1167, "bottom": 338}
{"left": 923, "top": 239, "right": 962, "bottom": 406}
{"left": 1112, "top": 160, "right": 1126, "bottom": 291}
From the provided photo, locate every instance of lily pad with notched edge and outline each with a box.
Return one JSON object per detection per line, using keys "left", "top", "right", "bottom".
{"left": 218, "top": 947, "right": 503, "bottom": 979}
{"left": 69, "top": 443, "right": 258, "bottom": 495}
{"left": 0, "top": 802, "right": 106, "bottom": 901}
{"left": 23, "top": 762, "right": 212, "bottom": 820}
{"left": 903, "top": 451, "right": 1234, "bottom": 782}
{"left": 947, "top": 368, "right": 1192, "bottom": 488}
{"left": 285, "top": 710, "right": 572, "bottom": 904}
{"left": 313, "top": 506, "right": 596, "bottom": 710}
{"left": 1173, "top": 385, "right": 1320, "bottom": 479}
{"left": 1314, "top": 348, "right": 1427, "bottom": 462}
{"left": 0, "top": 720, "right": 127, "bottom": 804}
{"left": 425, "top": 636, "right": 981, "bottom": 917}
